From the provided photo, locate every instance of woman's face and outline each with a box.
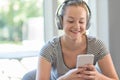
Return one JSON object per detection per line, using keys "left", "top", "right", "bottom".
{"left": 63, "top": 6, "right": 87, "bottom": 40}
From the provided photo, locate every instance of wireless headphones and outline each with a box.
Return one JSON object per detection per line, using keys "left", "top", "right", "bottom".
{"left": 55, "top": 0, "right": 91, "bottom": 30}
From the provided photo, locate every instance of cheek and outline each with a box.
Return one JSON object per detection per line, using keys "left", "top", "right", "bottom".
{"left": 83, "top": 27, "right": 87, "bottom": 31}
{"left": 63, "top": 25, "right": 68, "bottom": 31}
{"left": 80, "top": 25, "right": 87, "bottom": 33}
{"left": 82, "top": 22, "right": 87, "bottom": 30}
{"left": 63, "top": 22, "right": 69, "bottom": 29}
{"left": 83, "top": 25, "right": 87, "bottom": 30}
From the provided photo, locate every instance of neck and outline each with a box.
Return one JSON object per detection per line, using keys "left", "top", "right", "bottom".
{"left": 61, "top": 35, "right": 86, "bottom": 51}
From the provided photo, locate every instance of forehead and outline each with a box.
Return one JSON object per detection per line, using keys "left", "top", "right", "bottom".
{"left": 64, "top": 6, "right": 87, "bottom": 18}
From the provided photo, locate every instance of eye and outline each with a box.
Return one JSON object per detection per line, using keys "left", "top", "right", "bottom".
{"left": 67, "top": 20, "right": 74, "bottom": 23}
{"left": 80, "top": 22, "right": 84, "bottom": 24}
{"left": 79, "top": 21, "right": 84, "bottom": 24}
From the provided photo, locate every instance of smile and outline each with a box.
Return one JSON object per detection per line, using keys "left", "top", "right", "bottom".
{"left": 71, "top": 30, "right": 80, "bottom": 34}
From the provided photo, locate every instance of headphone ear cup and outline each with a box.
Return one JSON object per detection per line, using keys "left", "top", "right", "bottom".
{"left": 57, "top": 15, "right": 63, "bottom": 29}
{"left": 86, "top": 22, "right": 90, "bottom": 30}
{"left": 86, "top": 16, "right": 91, "bottom": 30}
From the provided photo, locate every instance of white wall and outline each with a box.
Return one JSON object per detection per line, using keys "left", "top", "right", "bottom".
{"left": 108, "top": 0, "right": 120, "bottom": 77}
{"left": 96, "top": 0, "right": 120, "bottom": 77}
{"left": 44, "top": 0, "right": 58, "bottom": 42}
{"left": 96, "top": 0, "right": 109, "bottom": 49}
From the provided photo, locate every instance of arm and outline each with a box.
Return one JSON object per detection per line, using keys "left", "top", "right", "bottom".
{"left": 36, "top": 56, "right": 51, "bottom": 80}
{"left": 98, "top": 54, "right": 119, "bottom": 80}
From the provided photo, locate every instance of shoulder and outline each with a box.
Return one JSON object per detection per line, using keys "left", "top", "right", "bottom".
{"left": 87, "top": 35, "right": 109, "bottom": 62}
{"left": 87, "top": 35, "right": 100, "bottom": 42}
{"left": 49, "top": 36, "right": 60, "bottom": 47}
{"left": 41, "top": 36, "right": 60, "bottom": 51}
{"left": 39, "top": 36, "right": 60, "bottom": 62}
{"left": 87, "top": 35, "right": 105, "bottom": 47}
{"left": 87, "top": 35, "right": 109, "bottom": 54}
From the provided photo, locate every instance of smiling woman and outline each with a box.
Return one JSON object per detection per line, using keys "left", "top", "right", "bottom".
{"left": 57, "top": 0, "right": 94, "bottom": 36}
{"left": 36, "top": 0, "right": 118, "bottom": 80}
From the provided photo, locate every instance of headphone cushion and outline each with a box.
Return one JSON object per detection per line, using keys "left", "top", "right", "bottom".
{"left": 57, "top": 15, "right": 63, "bottom": 29}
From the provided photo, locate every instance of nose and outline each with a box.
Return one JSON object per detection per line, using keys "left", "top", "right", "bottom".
{"left": 74, "top": 21, "right": 80, "bottom": 29}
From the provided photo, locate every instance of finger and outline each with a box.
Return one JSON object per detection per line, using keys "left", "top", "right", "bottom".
{"left": 82, "top": 71, "right": 96, "bottom": 80}
{"left": 67, "top": 68, "right": 85, "bottom": 79}
{"left": 68, "top": 68, "right": 83, "bottom": 75}
{"left": 76, "top": 67, "right": 87, "bottom": 74}
{"left": 82, "top": 75, "right": 95, "bottom": 80}
{"left": 83, "top": 64, "right": 95, "bottom": 71}
{"left": 83, "top": 71, "right": 95, "bottom": 76}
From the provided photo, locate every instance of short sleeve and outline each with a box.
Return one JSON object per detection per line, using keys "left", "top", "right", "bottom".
{"left": 39, "top": 41, "right": 56, "bottom": 63}
{"left": 87, "top": 36, "right": 110, "bottom": 64}
{"left": 95, "top": 39, "right": 109, "bottom": 60}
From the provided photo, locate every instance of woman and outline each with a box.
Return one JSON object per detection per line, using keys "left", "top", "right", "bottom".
{"left": 36, "top": 0, "right": 119, "bottom": 80}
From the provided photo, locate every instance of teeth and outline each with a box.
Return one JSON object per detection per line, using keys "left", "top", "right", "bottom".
{"left": 71, "top": 30, "right": 80, "bottom": 33}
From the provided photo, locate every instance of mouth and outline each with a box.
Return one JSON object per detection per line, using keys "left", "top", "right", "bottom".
{"left": 71, "top": 30, "right": 80, "bottom": 34}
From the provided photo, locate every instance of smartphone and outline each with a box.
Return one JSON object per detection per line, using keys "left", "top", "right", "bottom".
{"left": 76, "top": 54, "right": 94, "bottom": 68}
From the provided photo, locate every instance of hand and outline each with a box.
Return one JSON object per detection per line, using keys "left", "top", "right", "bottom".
{"left": 57, "top": 68, "right": 86, "bottom": 80}
{"left": 80, "top": 64, "right": 100, "bottom": 80}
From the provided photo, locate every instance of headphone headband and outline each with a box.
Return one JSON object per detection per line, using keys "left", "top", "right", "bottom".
{"left": 55, "top": 0, "right": 91, "bottom": 30}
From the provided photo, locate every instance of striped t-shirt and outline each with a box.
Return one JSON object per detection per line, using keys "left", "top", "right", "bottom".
{"left": 39, "top": 35, "right": 109, "bottom": 80}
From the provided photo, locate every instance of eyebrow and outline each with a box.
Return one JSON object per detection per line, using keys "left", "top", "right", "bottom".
{"left": 67, "top": 16, "right": 85, "bottom": 20}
